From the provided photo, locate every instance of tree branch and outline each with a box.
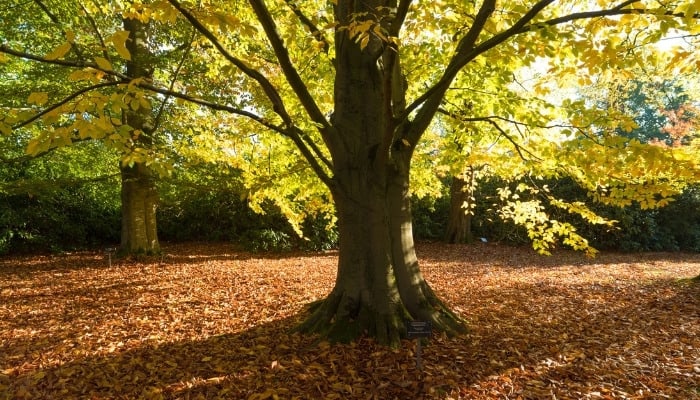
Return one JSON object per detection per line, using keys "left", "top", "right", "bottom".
{"left": 470, "top": 0, "right": 698, "bottom": 59}
{"left": 402, "top": 0, "right": 689, "bottom": 150}
{"left": 152, "top": 29, "right": 195, "bottom": 131}
{"left": 389, "top": 0, "right": 413, "bottom": 37}
{"left": 247, "top": 0, "right": 332, "bottom": 134}
{"left": 455, "top": 0, "right": 499, "bottom": 54}
{"left": 32, "top": 0, "right": 60, "bottom": 24}
{"left": 405, "top": 0, "right": 551, "bottom": 126}
{"left": 0, "top": 44, "right": 291, "bottom": 136}
{"left": 32, "top": 0, "right": 89, "bottom": 60}
{"left": 0, "top": 44, "right": 129, "bottom": 79}
{"left": 404, "top": 0, "right": 502, "bottom": 145}
{"left": 80, "top": 1, "right": 113, "bottom": 68}
{"left": 483, "top": 119, "right": 540, "bottom": 162}
{"left": 2, "top": 32, "right": 334, "bottom": 183}
{"left": 166, "top": 0, "right": 294, "bottom": 126}
{"left": 296, "top": 128, "right": 334, "bottom": 171}
{"left": 283, "top": 0, "right": 330, "bottom": 54}
{"left": 167, "top": 0, "right": 333, "bottom": 184}
{"left": 246, "top": 0, "right": 337, "bottom": 183}
{"left": 12, "top": 81, "right": 122, "bottom": 130}
{"left": 438, "top": 109, "right": 542, "bottom": 161}
{"left": 286, "top": 127, "right": 334, "bottom": 187}
{"left": 439, "top": 108, "right": 576, "bottom": 131}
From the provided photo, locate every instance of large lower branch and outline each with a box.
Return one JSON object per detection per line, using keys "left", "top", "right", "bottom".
{"left": 11, "top": 81, "right": 121, "bottom": 130}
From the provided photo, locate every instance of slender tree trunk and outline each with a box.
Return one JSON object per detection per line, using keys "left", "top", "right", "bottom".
{"left": 120, "top": 163, "right": 159, "bottom": 253}
{"left": 119, "top": 17, "right": 160, "bottom": 254}
{"left": 444, "top": 169, "right": 475, "bottom": 244}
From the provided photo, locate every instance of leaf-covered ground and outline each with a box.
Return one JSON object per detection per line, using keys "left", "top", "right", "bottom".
{"left": 1, "top": 243, "right": 699, "bottom": 399}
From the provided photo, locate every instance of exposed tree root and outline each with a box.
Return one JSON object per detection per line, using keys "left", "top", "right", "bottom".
{"left": 295, "top": 287, "right": 467, "bottom": 347}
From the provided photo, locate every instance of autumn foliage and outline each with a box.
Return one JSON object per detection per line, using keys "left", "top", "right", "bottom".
{"left": 1, "top": 243, "right": 698, "bottom": 399}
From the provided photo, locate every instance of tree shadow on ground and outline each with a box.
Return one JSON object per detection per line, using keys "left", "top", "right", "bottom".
{"left": 0, "top": 241, "right": 335, "bottom": 275}
{"left": 446, "top": 278, "right": 700, "bottom": 398}
{"left": 2, "top": 243, "right": 699, "bottom": 399}
{"left": 160, "top": 241, "right": 340, "bottom": 264}
{"left": 3, "top": 282, "right": 699, "bottom": 398}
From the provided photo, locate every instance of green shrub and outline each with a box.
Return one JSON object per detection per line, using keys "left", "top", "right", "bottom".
{"left": 411, "top": 194, "right": 449, "bottom": 240}
{"left": 416, "top": 175, "right": 700, "bottom": 252}
{"left": 0, "top": 184, "right": 121, "bottom": 254}
{"left": 240, "top": 228, "right": 292, "bottom": 252}
{"left": 158, "top": 183, "right": 339, "bottom": 252}
{"left": 300, "top": 215, "right": 338, "bottom": 251}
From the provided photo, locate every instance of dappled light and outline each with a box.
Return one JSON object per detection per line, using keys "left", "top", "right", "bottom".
{"left": 1, "top": 243, "right": 698, "bottom": 399}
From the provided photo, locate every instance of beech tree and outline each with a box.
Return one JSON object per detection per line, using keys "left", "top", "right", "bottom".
{"left": 118, "top": 17, "right": 161, "bottom": 253}
{"left": 2, "top": 0, "right": 700, "bottom": 345}
{"left": 0, "top": 1, "right": 208, "bottom": 253}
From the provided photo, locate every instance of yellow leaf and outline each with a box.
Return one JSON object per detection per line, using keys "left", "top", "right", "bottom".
{"left": 110, "top": 30, "right": 132, "bottom": 60}
{"left": 68, "top": 68, "right": 104, "bottom": 83}
{"left": 27, "top": 92, "right": 49, "bottom": 106}
{"left": 45, "top": 42, "right": 71, "bottom": 60}
{"left": 26, "top": 138, "right": 42, "bottom": 155}
{"left": 0, "top": 122, "right": 11, "bottom": 135}
{"left": 139, "top": 97, "right": 151, "bottom": 110}
{"left": 248, "top": 389, "right": 277, "bottom": 400}
{"left": 359, "top": 34, "right": 370, "bottom": 50}
{"left": 94, "top": 57, "right": 112, "bottom": 71}
{"left": 618, "top": 14, "right": 637, "bottom": 26}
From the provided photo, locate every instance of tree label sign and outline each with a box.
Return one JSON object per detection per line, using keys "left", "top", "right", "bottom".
{"left": 406, "top": 320, "right": 432, "bottom": 338}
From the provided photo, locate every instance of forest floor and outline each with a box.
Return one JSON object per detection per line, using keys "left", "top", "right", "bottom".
{"left": 1, "top": 242, "right": 699, "bottom": 400}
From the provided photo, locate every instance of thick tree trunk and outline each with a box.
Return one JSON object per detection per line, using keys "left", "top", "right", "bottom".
{"left": 444, "top": 171, "right": 475, "bottom": 244}
{"left": 296, "top": 1, "right": 466, "bottom": 345}
{"left": 297, "top": 156, "right": 466, "bottom": 346}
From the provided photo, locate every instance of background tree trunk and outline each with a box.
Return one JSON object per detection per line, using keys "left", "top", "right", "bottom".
{"left": 120, "top": 163, "right": 159, "bottom": 253}
{"left": 119, "top": 17, "right": 160, "bottom": 254}
{"left": 444, "top": 169, "right": 475, "bottom": 244}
